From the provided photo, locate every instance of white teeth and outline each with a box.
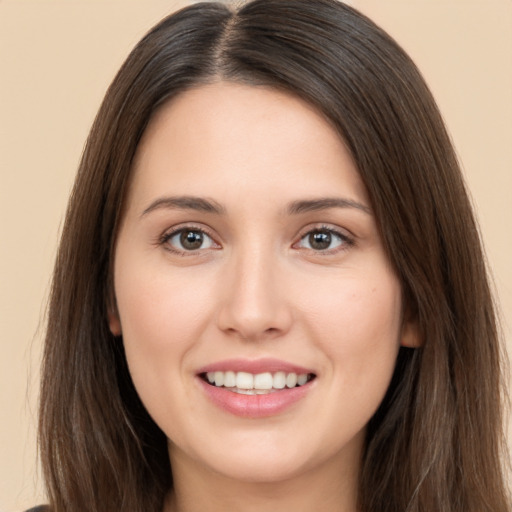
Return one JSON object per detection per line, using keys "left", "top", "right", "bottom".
{"left": 297, "top": 374, "right": 308, "bottom": 386}
{"left": 254, "top": 372, "right": 273, "bottom": 390}
{"left": 214, "top": 371, "right": 224, "bottom": 387}
{"left": 233, "top": 388, "right": 272, "bottom": 395}
{"left": 204, "top": 370, "right": 312, "bottom": 391}
{"left": 273, "top": 371, "right": 286, "bottom": 389}
{"left": 286, "top": 372, "right": 298, "bottom": 388}
{"left": 224, "top": 370, "right": 236, "bottom": 388}
{"left": 236, "top": 371, "right": 254, "bottom": 389}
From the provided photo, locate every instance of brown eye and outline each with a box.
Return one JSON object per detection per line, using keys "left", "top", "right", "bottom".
{"left": 296, "top": 228, "right": 349, "bottom": 252}
{"left": 164, "top": 228, "right": 216, "bottom": 252}
{"left": 308, "top": 231, "right": 332, "bottom": 250}
{"left": 180, "top": 230, "right": 204, "bottom": 250}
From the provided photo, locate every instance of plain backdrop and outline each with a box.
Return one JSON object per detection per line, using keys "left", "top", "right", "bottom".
{"left": 1, "top": 1, "right": 511, "bottom": 510}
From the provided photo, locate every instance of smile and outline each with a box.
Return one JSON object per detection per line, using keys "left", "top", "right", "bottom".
{"left": 202, "top": 371, "right": 315, "bottom": 394}
{"left": 196, "top": 360, "right": 317, "bottom": 418}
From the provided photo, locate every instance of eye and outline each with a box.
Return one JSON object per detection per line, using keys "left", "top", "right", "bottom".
{"left": 296, "top": 227, "right": 351, "bottom": 252}
{"left": 163, "top": 228, "right": 217, "bottom": 252}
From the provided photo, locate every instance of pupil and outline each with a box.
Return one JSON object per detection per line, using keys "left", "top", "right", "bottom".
{"left": 180, "top": 231, "right": 203, "bottom": 250}
{"left": 310, "top": 231, "right": 331, "bottom": 250}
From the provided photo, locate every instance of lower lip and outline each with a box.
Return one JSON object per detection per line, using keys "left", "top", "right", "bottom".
{"left": 198, "top": 377, "right": 314, "bottom": 418}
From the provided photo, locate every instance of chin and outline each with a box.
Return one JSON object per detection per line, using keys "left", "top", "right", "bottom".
{"left": 210, "top": 453, "right": 311, "bottom": 484}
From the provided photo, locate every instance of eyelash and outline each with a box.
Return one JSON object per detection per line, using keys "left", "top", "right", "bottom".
{"left": 293, "top": 225, "right": 354, "bottom": 254}
{"left": 158, "top": 224, "right": 354, "bottom": 256}
{"left": 158, "top": 225, "right": 219, "bottom": 256}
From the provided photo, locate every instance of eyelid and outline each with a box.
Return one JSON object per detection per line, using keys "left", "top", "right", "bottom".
{"left": 156, "top": 222, "right": 354, "bottom": 256}
{"left": 293, "top": 224, "right": 355, "bottom": 253}
{"left": 158, "top": 223, "right": 221, "bottom": 254}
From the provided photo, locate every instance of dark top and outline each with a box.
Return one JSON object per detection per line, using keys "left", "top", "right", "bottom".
{"left": 25, "top": 507, "right": 49, "bottom": 512}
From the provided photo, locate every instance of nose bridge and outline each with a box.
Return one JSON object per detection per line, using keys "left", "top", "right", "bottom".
{"left": 217, "top": 237, "right": 291, "bottom": 340}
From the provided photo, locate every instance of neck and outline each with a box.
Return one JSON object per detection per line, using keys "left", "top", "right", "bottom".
{"left": 163, "top": 442, "right": 361, "bottom": 512}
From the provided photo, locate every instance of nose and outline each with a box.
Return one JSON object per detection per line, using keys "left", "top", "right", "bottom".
{"left": 216, "top": 246, "right": 293, "bottom": 342}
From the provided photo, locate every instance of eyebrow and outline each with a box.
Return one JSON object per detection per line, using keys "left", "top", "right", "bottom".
{"left": 141, "top": 196, "right": 226, "bottom": 217}
{"left": 141, "top": 195, "right": 371, "bottom": 218}
{"left": 287, "top": 197, "right": 371, "bottom": 215}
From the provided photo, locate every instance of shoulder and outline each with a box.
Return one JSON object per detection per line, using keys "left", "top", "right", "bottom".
{"left": 24, "top": 507, "right": 50, "bottom": 512}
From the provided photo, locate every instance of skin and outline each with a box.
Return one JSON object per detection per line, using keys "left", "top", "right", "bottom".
{"left": 109, "top": 82, "right": 419, "bottom": 512}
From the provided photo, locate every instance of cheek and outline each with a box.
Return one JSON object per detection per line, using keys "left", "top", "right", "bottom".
{"left": 113, "top": 257, "right": 217, "bottom": 397}
{"left": 300, "top": 271, "right": 402, "bottom": 384}
{"left": 113, "top": 262, "right": 221, "bottom": 439}
{"left": 116, "top": 261, "right": 214, "bottom": 346}
{"left": 306, "top": 275, "right": 403, "bottom": 442}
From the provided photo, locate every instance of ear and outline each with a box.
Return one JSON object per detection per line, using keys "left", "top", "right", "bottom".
{"left": 400, "top": 317, "right": 422, "bottom": 348}
{"left": 107, "top": 303, "right": 122, "bottom": 336}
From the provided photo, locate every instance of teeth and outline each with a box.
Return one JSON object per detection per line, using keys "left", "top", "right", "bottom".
{"left": 286, "top": 372, "right": 297, "bottom": 388}
{"left": 254, "top": 372, "right": 273, "bottom": 390}
{"left": 204, "top": 371, "right": 312, "bottom": 391}
{"left": 297, "top": 374, "right": 308, "bottom": 386}
{"left": 270, "top": 371, "right": 283, "bottom": 389}
{"left": 214, "top": 371, "right": 224, "bottom": 387}
{"left": 224, "top": 370, "right": 236, "bottom": 387}
{"left": 236, "top": 371, "right": 254, "bottom": 389}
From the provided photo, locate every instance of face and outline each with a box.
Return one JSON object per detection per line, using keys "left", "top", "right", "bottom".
{"left": 110, "top": 82, "right": 418, "bottom": 485}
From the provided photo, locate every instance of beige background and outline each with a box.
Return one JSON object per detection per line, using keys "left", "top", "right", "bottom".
{"left": 1, "top": 1, "right": 511, "bottom": 510}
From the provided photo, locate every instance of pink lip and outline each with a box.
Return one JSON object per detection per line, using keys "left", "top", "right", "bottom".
{"left": 197, "top": 358, "right": 313, "bottom": 375}
{"left": 198, "top": 378, "right": 314, "bottom": 418}
{"left": 196, "top": 358, "right": 316, "bottom": 419}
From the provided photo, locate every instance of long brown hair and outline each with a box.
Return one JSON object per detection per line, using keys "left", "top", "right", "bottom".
{"left": 39, "top": 1, "right": 510, "bottom": 511}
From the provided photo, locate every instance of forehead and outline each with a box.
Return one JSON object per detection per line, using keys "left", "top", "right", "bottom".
{"left": 128, "top": 82, "right": 369, "bottom": 211}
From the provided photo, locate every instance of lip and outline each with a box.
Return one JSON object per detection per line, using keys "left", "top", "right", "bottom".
{"left": 196, "top": 358, "right": 316, "bottom": 418}
{"left": 197, "top": 357, "right": 314, "bottom": 375}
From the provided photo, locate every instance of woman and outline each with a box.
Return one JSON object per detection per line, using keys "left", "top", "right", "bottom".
{"left": 35, "top": 0, "right": 510, "bottom": 511}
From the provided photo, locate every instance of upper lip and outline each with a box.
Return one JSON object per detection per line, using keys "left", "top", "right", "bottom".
{"left": 197, "top": 358, "right": 315, "bottom": 375}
